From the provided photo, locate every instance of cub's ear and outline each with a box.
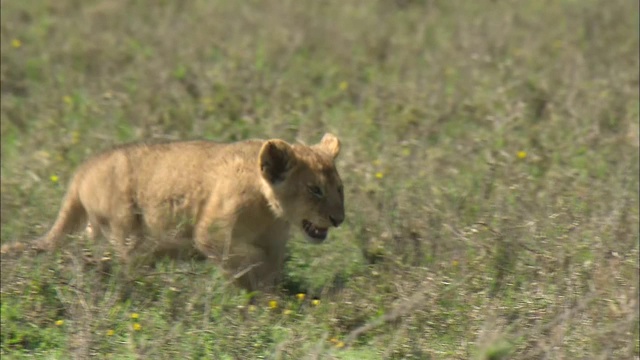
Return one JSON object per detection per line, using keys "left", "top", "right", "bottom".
{"left": 314, "top": 133, "right": 341, "bottom": 160}
{"left": 259, "top": 139, "right": 297, "bottom": 184}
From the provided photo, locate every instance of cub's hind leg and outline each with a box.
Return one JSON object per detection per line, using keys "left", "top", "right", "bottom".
{"left": 103, "top": 204, "right": 144, "bottom": 264}
{"left": 86, "top": 215, "right": 105, "bottom": 241}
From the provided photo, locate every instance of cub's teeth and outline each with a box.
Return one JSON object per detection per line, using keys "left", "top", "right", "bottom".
{"left": 303, "top": 220, "right": 329, "bottom": 240}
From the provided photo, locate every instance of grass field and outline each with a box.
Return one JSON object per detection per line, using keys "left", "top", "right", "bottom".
{"left": 1, "top": 0, "right": 638, "bottom": 358}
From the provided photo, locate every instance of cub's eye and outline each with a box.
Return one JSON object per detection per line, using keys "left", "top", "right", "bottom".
{"left": 308, "top": 185, "right": 324, "bottom": 198}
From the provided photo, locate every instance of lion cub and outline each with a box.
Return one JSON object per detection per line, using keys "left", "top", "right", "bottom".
{"left": 2, "top": 133, "right": 345, "bottom": 291}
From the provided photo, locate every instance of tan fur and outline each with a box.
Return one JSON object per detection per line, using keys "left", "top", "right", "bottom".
{"left": 1, "top": 133, "right": 345, "bottom": 291}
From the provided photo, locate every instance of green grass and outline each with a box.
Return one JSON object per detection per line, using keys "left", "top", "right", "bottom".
{"left": 1, "top": 0, "right": 638, "bottom": 358}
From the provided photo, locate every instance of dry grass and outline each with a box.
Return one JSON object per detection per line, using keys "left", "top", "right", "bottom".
{"left": 1, "top": 0, "right": 638, "bottom": 358}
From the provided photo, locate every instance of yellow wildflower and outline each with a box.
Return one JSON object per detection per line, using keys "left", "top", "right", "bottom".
{"left": 106, "top": 329, "right": 115, "bottom": 336}
{"left": 63, "top": 96, "right": 73, "bottom": 106}
{"left": 330, "top": 337, "right": 339, "bottom": 343}
{"left": 283, "top": 309, "right": 293, "bottom": 315}
{"left": 130, "top": 313, "right": 139, "bottom": 320}
{"left": 248, "top": 305, "right": 257, "bottom": 313}
{"left": 296, "top": 293, "right": 305, "bottom": 301}
{"left": 55, "top": 320, "right": 64, "bottom": 326}
{"left": 268, "top": 300, "right": 278, "bottom": 309}
{"left": 50, "top": 175, "right": 59, "bottom": 183}
{"left": 132, "top": 323, "right": 141, "bottom": 331}
{"left": 517, "top": 151, "right": 527, "bottom": 159}
{"left": 201, "top": 97, "right": 215, "bottom": 112}
{"left": 452, "top": 260, "right": 459, "bottom": 267}
{"left": 339, "top": 81, "right": 349, "bottom": 91}
{"left": 375, "top": 172, "right": 384, "bottom": 179}
{"left": 311, "top": 299, "right": 320, "bottom": 306}
{"left": 11, "top": 39, "right": 22, "bottom": 48}
{"left": 335, "top": 341, "right": 345, "bottom": 348}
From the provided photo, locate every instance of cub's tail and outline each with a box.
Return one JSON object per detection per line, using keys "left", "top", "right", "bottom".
{"left": 1, "top": 173, "right": 87, "bottom": 258}
{"left": 0, "top": 240, "right": 48, "bottom": 257}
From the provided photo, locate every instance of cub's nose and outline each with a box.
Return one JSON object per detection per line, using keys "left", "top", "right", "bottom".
{"left": 329, "top": 215, "right": 344, "bottom": 227}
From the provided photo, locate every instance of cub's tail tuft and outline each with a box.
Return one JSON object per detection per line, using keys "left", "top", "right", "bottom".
{"left": 0, "top": 240, "right": 48, "bottom": 258}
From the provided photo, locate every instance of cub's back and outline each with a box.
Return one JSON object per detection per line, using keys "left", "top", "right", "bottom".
{"left": 70, "top": 139, "right": 268, "bottom": 207}
{"left": 83, "top": 139, "right": 266, "bottom": 173}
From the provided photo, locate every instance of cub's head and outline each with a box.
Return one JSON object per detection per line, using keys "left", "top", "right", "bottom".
{"left": 259, "top": 133, "right": 345, "bottom": 244}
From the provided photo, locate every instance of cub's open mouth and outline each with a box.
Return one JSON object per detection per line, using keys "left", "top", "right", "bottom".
{"left": 302, "top": 220, "right": 328, "bottom": 241}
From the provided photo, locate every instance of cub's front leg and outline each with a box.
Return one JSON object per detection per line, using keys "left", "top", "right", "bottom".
{"left": 248, "top": 221, "right": 290, "bottom": 290}
{"left": 225, "top": 243, "right": 277, "bottom": 291}
{"left": 194, "top": 225, "right": 272, "bottom": 291}
{"left": 194, "top": 220, "right": 289, "bottom": 291}
{"left": 192, "top": 208, "right": 263, "bottom": 291}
